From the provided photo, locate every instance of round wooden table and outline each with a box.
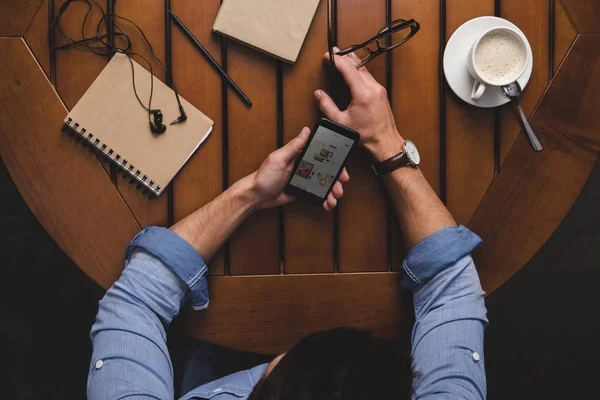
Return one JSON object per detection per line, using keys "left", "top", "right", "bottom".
{"left": 1, "top": 0, "right": 599, "bottom": 354}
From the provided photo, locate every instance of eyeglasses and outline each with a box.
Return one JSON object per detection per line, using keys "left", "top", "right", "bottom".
{"left": 327, "top": 0, "right": 420, "bottom": 69}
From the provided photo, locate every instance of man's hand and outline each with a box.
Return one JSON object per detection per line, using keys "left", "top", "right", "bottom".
{"left": 251, "top": 127, "right": 350, "bottom": 211}
{"left": 314, "top": 49, "right": 404, "bottom": 162}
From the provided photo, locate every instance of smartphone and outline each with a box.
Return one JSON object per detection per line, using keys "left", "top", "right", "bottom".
{"left": 284, "top": 118, "right": 359, "bottom": 204}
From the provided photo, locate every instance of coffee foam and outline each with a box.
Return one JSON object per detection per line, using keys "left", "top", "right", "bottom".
{"left": 474, "top": 31, "right": 526, "bottom": 84}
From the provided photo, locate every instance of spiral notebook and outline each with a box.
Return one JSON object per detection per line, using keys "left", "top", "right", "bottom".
{"left": 62, "top": 52, "right": 214, "bottom": 197}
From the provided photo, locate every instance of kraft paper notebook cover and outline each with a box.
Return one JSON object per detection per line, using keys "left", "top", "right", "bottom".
{"left": 62, "top": 52, "right": 213, "bottom": 197}
{"left": 212, "top": 0, "right": 320, "bottom": 63}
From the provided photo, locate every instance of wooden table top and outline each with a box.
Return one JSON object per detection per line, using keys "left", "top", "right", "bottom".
{"left": 1, "top": 0, "right": 599, "bottom": 353}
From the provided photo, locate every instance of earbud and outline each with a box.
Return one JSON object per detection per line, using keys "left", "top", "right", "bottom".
{"left": 150, "top": 110, "right": 166, "bottom": 134}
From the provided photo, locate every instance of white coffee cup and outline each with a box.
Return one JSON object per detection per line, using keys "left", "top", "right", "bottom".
{"left": 467, "top": 26, "right": 529, "bottom": 101}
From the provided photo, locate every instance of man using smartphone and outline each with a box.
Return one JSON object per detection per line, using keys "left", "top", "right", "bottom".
{"left": 88, "top": 51, "right": 487, "bottom": 400}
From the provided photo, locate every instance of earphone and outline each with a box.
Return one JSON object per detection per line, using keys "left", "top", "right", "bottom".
{"left": 150, "top": 110, "right": 166, "bottom": 134}
{"left": 52, "top": 0, "right": 187, "bottom": 135}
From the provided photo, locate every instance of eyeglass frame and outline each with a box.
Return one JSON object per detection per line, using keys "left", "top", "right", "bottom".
{"left": 327, "top": 4, "right": 420, "bottom": 69}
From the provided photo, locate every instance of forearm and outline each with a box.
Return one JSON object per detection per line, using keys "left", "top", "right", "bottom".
{"left": 170, "top": 173, "right": 260, "bottom": 261}
{"left": 89, "top": 174, "right": 261, "bottom": 399}
{"left": 378, "top": 134, "right": 487, "bottom": 397}
{"left": 384, "top": 167, "right": 456, "bottom": 250}
{"left": 88, "top": 128, "right": 319, "bottom": 398}
{"left": 368, "top": 134, "right": 456, "bottom": 251}
{"left": 316, "top": 51, "right": 487, "bottom": 398}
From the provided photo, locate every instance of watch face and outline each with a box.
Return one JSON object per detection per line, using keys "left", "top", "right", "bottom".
{"left": 405, "top": 140, "right": 420, "bottom": 165}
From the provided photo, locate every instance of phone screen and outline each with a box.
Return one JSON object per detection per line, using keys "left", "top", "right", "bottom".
{"left": 289, "top": 124, "right": 356, "bottom": 198}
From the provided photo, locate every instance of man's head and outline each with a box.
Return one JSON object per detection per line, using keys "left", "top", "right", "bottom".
{"left": 248, "top": 328, "right": 413, "bottom": 400}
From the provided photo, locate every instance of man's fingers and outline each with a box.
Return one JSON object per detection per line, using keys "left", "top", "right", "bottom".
{"left": 273, "top": 127, "right": 310, "bottom": 164}
{"left": 314, "top": 90, "right": 345, "bottom": 123}
{"left": 345, "top": 52, "right": 378, "bottom": 84}
{"left": 326, "top": 192, "right": 338, "bottom": 209}
{"left": 324, "top": 180, "right": 345, "bottom": 211}
{"left": 338, "top": 168, "right": 350, "bottom": 183}
{"left": 324, "top": 51, "right": 366, "bottom": 96}
{"left": 279, "top": 193, "right": 295, "bottom": 206}
{"left": 323, "top": 192, "right": 340, "bottom": 211}
{"left": 331, "top": 181, "right": 343, "bottom": 199}
{"left": 345, "top": 51, "right": 363, "bottom": 66}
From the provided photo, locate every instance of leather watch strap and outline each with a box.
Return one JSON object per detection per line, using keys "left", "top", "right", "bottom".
{"left": 372, "top": 149, "right": 411, "bottom": 176}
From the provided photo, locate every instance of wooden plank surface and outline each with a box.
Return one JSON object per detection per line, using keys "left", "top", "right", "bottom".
{"left": 0, "top": 38, "right": 140, "bottom": 289}
{"left": 3, "top": 0, "right": 599, "bottom": 354}
{"left": 114, "top": 0, "right": 168, "bottom": 228}
{"left": 173, "top": 272, "right": 408, "bottom": 354}
{"left": 24, "top": 0, "right": 50, "bottom": 78}
{"left": 391, "top": 0, "right": 441, "bottom": 194}
{"left": 499, "top": 0, "right": 550, "bottom": 165}
{"left": 53, "top": 0, "right": 112, "bottom": 174}
{"left": 227, "top": 44, "right": 280, "bottom": 275}
{"left": 390, "top": 0, "right": 441, "bottom": 269}
{"left": 445, "top": 0, "right": 496, "bottom": 225}
{"left": 471, "top": 35, "right": 600, "bottom": 294}
{"left": 561, "top": 0, "right": 600, "bottom": 33}
{"left": 0, "top": 0, "right": 42, "bottom": 36}
{"left": 337, "top": 0, "right": 389, "bottom": 273}
{"left": 554, "top": 0, "right": 577, "bottom": 75}
{"left": 282, "top": 0, "right": 334, "bottom": 274}
{"left": 54, "top": 0, "right": 106, "bottom": 110}
{"left": 171, "top": 1, "right": 225, "bottom": 275}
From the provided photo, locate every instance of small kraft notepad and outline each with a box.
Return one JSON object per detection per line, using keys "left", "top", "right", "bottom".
{"left": 213, "top": 0, "right": 320, "bottom": 63}
{"left": 62, "top": 52, "right": 213, "bottom": 197}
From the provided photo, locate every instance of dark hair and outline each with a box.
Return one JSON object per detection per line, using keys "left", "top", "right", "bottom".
{"left": 248, "top": 328, "right": 413, "bottom": 400}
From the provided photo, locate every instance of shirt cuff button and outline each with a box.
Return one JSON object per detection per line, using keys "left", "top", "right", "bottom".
{"left": 472, "top": 352, "right": 481, "bottom": 362}
{"left": 95, "top": 360, "right": 104, "bottom": 369}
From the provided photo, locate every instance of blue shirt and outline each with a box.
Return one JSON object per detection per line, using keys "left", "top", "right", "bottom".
{"left": 88, "top": 225, "right": 487, "bottom": 399}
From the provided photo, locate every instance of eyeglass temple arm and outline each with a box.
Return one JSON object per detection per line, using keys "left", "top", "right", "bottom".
{"left": 336, "top": 20, "right": 419, "bottom": 56}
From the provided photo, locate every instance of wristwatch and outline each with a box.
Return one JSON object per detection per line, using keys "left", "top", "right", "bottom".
{"left": 372, "top": 140, "right": 420, "bottom": 176}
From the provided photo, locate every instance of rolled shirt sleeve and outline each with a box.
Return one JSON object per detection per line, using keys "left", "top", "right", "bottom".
{"left": 401, "top": 225, "right": 482, "bottom": 290}
{"left": 128, "top": 227, "right": 209, "bottom": 311}
{"left": 402, "top": 226, "right": 489, "bottom": 400}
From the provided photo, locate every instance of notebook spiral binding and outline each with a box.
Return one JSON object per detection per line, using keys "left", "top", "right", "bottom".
{"left": 61, "top": 118, "right": 161, "bottom": 198}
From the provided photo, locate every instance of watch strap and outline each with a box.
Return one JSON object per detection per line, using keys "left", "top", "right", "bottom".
{"left": 372, "top": 149, "right": 412, "bottom": 176}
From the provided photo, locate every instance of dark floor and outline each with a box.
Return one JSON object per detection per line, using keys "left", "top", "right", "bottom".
{"left": 1, "top": 156, "right": 599, "bottom": 399}
{"left": 485, "top": 157, "right": 600, "bottom": 398}
{"left": 0, "top": 159, "right": 103, "bottom": 399}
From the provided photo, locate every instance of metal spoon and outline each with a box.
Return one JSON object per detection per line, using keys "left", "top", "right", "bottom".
{"left": 502, "top": 82, "right": 543, "bottom": 152}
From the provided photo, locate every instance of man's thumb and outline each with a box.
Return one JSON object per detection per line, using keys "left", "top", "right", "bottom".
{"left": 277, "top": 127, "right": 310, "bottom": 163}
{"left": 315, "top": 90, "right": 344, "bottom": 122}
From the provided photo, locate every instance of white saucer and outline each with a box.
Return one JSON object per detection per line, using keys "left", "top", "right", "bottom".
{"left": 443, "top": 16, "right": 533, "bottom": 108}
